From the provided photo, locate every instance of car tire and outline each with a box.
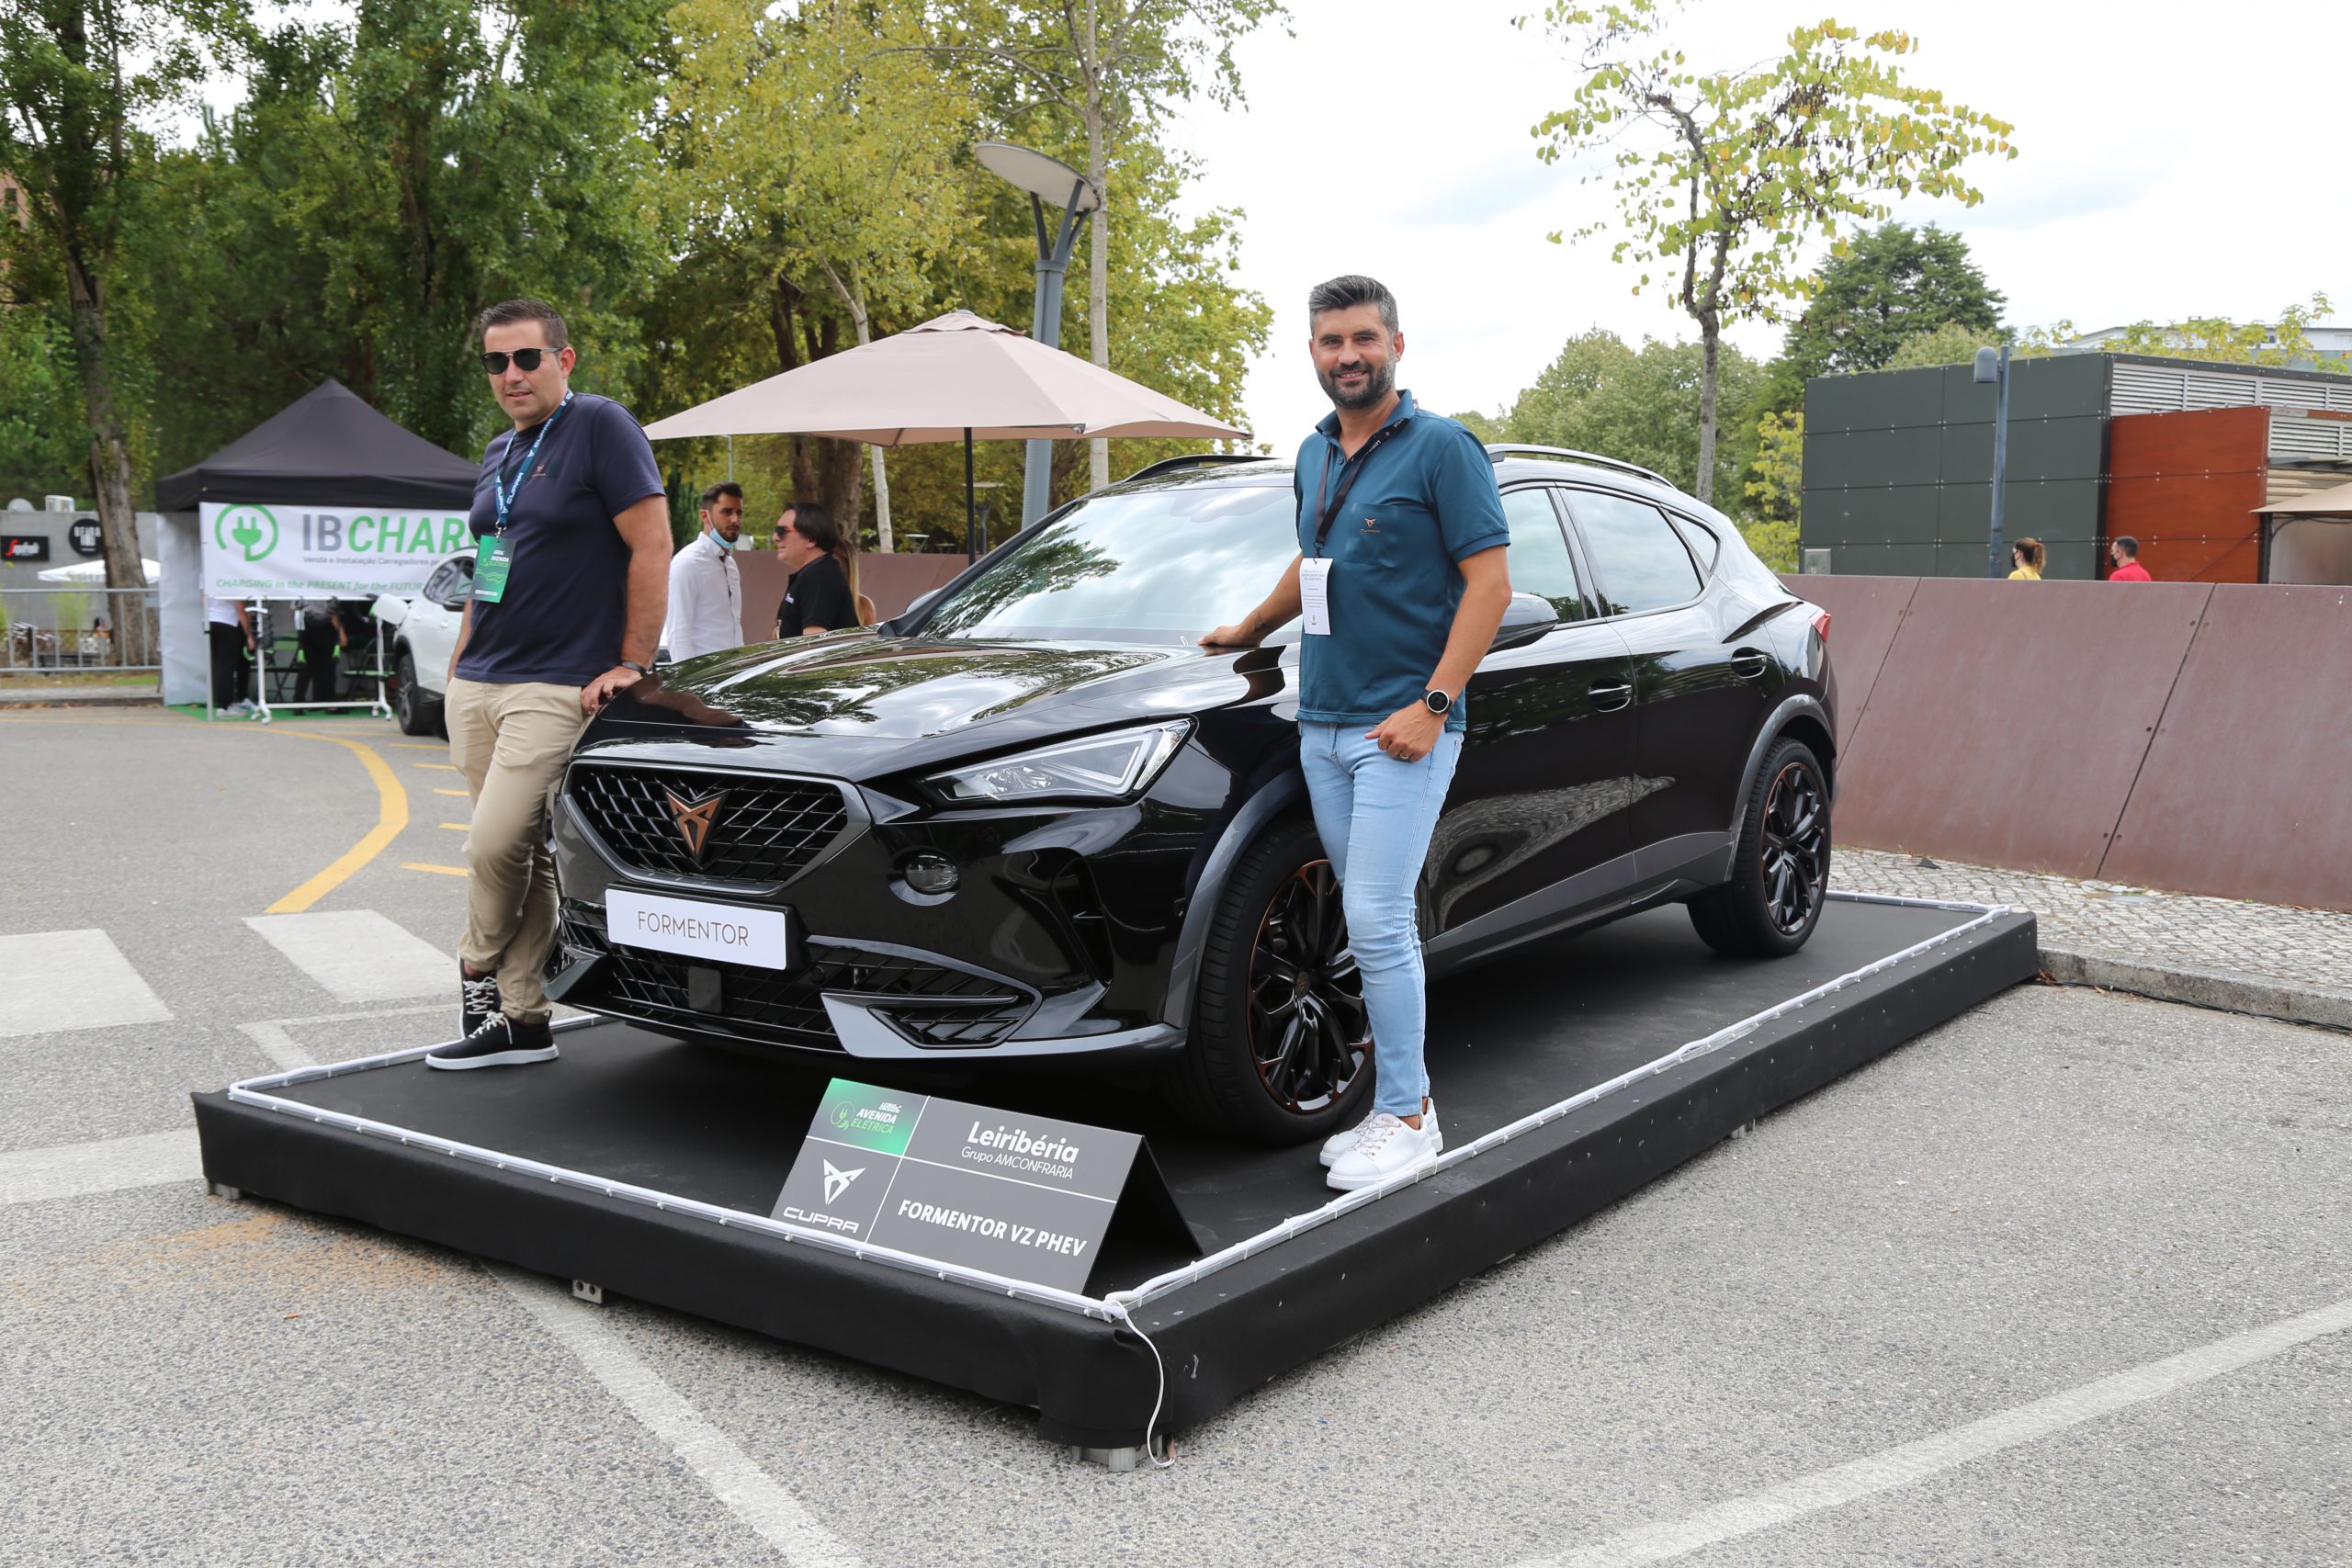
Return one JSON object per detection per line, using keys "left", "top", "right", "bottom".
{"left": 1689, "top": 737, "right": 1831, "bottom": 957}
{"left": 1161, "top": 817, "right": 1377, "bottom": 1145}
{"left": 394, "top": 647, "right": 443, "bottom": 737}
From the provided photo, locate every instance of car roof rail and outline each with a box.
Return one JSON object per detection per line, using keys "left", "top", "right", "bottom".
{"left": 1117, "top": 453, "right": 1272, "bottom": 485}
{"left": 1484, "top": 444, "right": 1671, "bottom": 488}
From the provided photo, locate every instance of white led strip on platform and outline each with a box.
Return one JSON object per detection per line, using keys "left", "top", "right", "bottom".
{"left": 224, "top": 891, "right": 2010, "bottom": 1325}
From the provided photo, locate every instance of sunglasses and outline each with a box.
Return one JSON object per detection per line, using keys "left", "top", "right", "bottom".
{"left": 481, "top": 347, "right": 560, "bottom": 374}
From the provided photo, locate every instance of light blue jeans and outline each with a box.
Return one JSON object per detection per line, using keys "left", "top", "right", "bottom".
{"left": 1298, "top": 722, "right": 1465, "bottom": 1117}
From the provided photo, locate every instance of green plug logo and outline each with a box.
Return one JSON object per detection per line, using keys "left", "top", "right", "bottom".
{"left": 214, "top": 505, "right": 279, "bottom": 563}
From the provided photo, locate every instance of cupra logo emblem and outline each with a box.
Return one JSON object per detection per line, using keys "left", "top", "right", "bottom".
{"left": 663, "top": 789, "right": 725, "bottom": 859}
{"left": 821, "top": 1160, "right": 864, "bottom": 1204}
{"left": 213, "top": 504, "right": 279, "bottom": 562}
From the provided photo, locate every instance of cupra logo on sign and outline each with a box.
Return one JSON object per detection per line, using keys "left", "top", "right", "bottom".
{"left": 821, "top": 1160, "right": 864, "bottom": 1204}
{"left": 213, "top": 504, "right": 280, "bottom": 562}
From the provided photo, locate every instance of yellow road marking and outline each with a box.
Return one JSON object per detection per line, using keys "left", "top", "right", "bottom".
{"left": 403, "top": 863, "right": 469, "bottom": 877}
{"left": 439, "top": 822, "right": 469, "bottom": 831}
{"left": 390, "top": 742, "right": 445, "bottom": 750}
{"left": 413, "top": 761, "right": 458, "bottom": 772}
{"left": 263, "top": 730, "right": 410, "bottom": 914}
{"left": 433, "top": 787, "right": 469, "bottom": 797}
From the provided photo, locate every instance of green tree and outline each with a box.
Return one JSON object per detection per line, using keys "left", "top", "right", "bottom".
{"left": 1505, "top": 327, "right": 1765, "bottom": 503}
{"left": 1, "top": 0, "right": 232, "bottom": 607}
{"left": 2081, "top": 291, "right": 2340, "bottom": 368}
{"left": 918, "top": 0, "right": 1284, "bottom": 492}
{"left": 1878, "top": 321, "right": 1996, "bottom": 369}
{"left": 272, "top": 0, "right": 669, "bottom": 456}
{"left": 1526, "top": 2, "right": 2016, "bottom": 502}
{"left": 1779, "top": 221, "right": 2002, "bottom": 381}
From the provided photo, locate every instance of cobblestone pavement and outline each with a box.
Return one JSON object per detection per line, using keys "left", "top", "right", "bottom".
{"left": 1831, "top": 846, "right": 2352, "bottom": 993}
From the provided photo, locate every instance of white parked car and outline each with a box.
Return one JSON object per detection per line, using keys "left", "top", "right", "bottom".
{"left": 372, "top": 549, "right": 472, "bottom": 736}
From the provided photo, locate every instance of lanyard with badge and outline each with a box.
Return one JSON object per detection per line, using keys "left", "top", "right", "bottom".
{"left": 1297, "top": 421, "right": 1404, "bottom": 637}
{"left": 473, "top": 390, "right": 572, "bottom": 604}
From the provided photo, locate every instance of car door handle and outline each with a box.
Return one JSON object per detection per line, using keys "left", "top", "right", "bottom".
{"left": 1589, "top": 682, "right": 1634, "bottom": 712}
{"left": 1730, "top": 649, "right": 1770, "bottom": 680}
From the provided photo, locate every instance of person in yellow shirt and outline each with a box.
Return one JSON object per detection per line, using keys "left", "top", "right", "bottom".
{"left": 2007, "top": 537, "right": 2045, "bottom": 580}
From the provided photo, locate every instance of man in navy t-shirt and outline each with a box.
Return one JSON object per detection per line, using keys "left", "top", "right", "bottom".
{"left": 426, "top": 299, "right": 671, "bottom": 1072}
{"left": 1203, "top": 274, "right": 1511, "bottom": 1191}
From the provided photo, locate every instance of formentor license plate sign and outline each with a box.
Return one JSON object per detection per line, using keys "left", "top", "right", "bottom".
{"left": 605, "top": 888, "right": 789, "bottom": 970}
{"left": 772, "top": 1077, "right": 1148, "bottom": 1294}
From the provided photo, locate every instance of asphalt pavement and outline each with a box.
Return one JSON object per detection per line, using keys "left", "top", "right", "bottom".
{"left": 3, "top": 709, "right": 2346, "bottom": 1566}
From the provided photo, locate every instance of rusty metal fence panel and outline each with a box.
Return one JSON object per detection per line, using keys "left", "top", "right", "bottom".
{"left": 1781, "top": 574, "right": 1920, "bottom": 753}
{"left": 2100, "top": 583, "right": 2352, "bottom": 910}
{"left": 1831, "top": 578, "right": 2214, "bottom": 878}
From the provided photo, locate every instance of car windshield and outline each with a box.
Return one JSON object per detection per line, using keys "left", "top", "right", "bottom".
{"left": 914, "top": 480, "right": 1300, "bottom": 644}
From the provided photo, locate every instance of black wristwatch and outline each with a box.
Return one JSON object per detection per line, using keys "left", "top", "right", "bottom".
{"left": 619, "top": 660, "right": 651, "bottom": 677}
{"left": 1422, "top": 688, "right": 1453, "bottom": 716}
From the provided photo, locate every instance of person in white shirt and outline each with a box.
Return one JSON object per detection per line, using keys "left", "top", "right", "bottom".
{"left": 662, "top": 481, "right": 747, "bottom": 663}
{"left": 206, "top": 595, "right": 256, "bottom": 714}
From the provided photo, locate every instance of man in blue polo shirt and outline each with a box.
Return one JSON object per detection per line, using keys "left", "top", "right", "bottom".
{"left": 1204, "top": 274, "right": 1511, "bottom": 1190}
{"left": 426, "top": 298, "right": 672, "bottom": 1071}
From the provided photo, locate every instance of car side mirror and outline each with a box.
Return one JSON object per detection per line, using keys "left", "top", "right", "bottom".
{"left": 1489, "top": 592, "right": 1559, "bottom": 652}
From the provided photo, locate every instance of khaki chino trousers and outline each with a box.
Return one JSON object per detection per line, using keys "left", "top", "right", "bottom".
{"left": 447, "top": 677, "right": 587, "bottom": 1021}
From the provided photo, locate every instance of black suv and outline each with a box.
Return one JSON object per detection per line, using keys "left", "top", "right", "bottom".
{"left": 547, "top": 447, "right": 1837, "bottom": 1143}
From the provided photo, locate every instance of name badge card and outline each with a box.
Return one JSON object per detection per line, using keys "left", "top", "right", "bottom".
{"left": 1298, "top": 557, "right": 1333, "bottom": 636}
{"left": 472, "top": 535, "right": 514, "bottom": 604}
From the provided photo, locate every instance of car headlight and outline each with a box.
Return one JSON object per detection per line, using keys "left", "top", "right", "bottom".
{"left": 927, "top": 720, "right": 1192, "bottom": 805}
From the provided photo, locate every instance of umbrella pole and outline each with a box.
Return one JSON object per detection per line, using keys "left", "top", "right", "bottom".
{"left": 965, "top": 428, "right": 977, "bottom": 562}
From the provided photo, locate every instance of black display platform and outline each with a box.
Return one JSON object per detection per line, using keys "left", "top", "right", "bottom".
{"left": 194, "top": 895, "right": 2038, "bottom": 1449}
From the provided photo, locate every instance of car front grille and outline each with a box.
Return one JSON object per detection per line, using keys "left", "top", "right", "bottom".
{"left": 567, "top": 764, "right": 851, "bottom": 886}
{"left": 560, "top": 916, "right": 1033, "bottom": 1050}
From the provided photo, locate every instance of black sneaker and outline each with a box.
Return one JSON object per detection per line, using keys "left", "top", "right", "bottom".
{"left": 425, "top": 1013, "right": 559, "bottom": 1071}
{"left": 459, "top": 964, "right": 503, "bottom": 1037}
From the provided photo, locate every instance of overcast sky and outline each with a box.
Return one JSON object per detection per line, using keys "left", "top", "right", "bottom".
{"left": 1164, "top": 0, "right": 2350, "bottom": 445}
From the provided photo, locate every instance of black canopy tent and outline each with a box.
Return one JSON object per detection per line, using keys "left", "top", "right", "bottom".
{"left": 157, "top": 379, "right": 479, "bottom": 511}
{"left": 156, "top": 380, "right": 480, "bottom": 711}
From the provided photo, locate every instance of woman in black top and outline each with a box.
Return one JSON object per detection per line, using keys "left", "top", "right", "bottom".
{"left": 775, "top": 502, "right": 856, "bottom": 637}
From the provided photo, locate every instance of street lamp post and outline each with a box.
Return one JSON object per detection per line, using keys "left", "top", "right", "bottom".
{"left": 975, "top": 141, "right": 1101, "bottom": 528}
{"left": 1973, "top": 344, "right": 2011, "bottom": 579}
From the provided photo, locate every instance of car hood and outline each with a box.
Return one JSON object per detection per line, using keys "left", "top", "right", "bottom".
{"left": 577, "top": 633, "right": 1291, "bottom": 780}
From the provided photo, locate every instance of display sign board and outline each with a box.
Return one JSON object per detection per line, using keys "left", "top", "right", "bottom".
{"left": 3, "top": 536, "right": 51, "bottom": 562}
{"left": 773, "top": 1077, "right": 1193, "bottom": 1294}
{"left": 199, "top": 500, "right": 472, "bottom": 596}
{"left": 68, "top": 519, "right": 104, "bottom": 558}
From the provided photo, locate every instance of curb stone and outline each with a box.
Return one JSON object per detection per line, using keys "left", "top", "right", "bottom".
{"left": 2040, "top": 945, "right": 2352, "bottom": 1032}
{"left": 0, "top": 687, "right": 161, "bottom": 708}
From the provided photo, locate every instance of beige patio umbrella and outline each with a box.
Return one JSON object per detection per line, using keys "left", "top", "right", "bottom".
{"left": 642, "top": 310, "right": 1250, "bottom": 557}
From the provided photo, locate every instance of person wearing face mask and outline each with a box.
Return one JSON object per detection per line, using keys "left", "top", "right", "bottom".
{"left": 662, "top": 481, "right": 748, "bottom": 662}
{"left": 774, "top": 502, "right": 859, "bottom": 637}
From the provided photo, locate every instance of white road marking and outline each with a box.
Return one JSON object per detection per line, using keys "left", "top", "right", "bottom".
{"left": 1515, "top": 1295, "right": 2352, "bottom": 1568}
{"left": 492, "top": 1268, "right": 869, "bottom": 1568}
{"left": 243, "top": 909, "right": 449, "bottom": 1002}
{"left": 237, "top": 1021, "right": 318, "bottom": 1073}
{"left": 0, "top": 929, "right": 174, "bottom": 1039}
{"left": 0, "top": 1129, "right": 201, "bottom": 1205}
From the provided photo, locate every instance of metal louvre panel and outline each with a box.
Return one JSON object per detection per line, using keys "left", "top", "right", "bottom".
{"left": 2110, "top": 364, "right": 2188, "bottom": 414}
{"left": 569, "top": 763, "right": 850, "bottom": 885}
{"left": 2270, "top": 416, "right": 2352, "bottom": 459}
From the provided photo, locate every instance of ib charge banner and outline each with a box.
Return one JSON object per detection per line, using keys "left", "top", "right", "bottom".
{"left": 199, "top": 502, "right": 470, "bottom": 596}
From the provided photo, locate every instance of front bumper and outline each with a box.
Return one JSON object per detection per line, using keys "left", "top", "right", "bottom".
{"left": 548, "top": 752, "right": 1216, "bottom": 1063}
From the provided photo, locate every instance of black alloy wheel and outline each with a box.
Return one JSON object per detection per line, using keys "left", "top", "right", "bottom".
{"left": 1245, "top": 860, "right": 1370, "bottom": 1115}
{"left": 1758, "top": 758, "right": 1829, "bottom": 935}
{"left": 1688, "top": 737, "right": 1831, "bottom": 958}
{"left": 1162, "top": 818, "right": 1376, "bottom": 1144}
{"left": 394, "top": 646, "right": 439, "bottom": 737}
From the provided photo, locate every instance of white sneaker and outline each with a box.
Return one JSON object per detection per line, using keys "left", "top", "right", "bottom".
{"left": 1325, "top": 1105, "right": 1443, "bottom": 1191}
{"left": 1318, "top": 1097, "right": 1439, "bottom": 1168}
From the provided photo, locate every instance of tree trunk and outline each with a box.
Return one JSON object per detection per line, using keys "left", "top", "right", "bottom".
{"left": 820, "top": 260, "right": 893, "bottom": 552}
{"left": 1084, "top": 0, "right": 1110, "bottom": 496}
{"left": 768, "top": 278, "right": 865, "bottom": 533}
{"left": 63, "top": 251, "right": 150, "bottom": 663}
{"left": 1696, "top": 320, "right": 1719, "bottom": 505}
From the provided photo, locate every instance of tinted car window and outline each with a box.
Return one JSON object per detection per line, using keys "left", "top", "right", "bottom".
{"left": 920, "top": 482, "right": 1301, "bottom": 643}
{"left": 1568, "top": 491, "right": 1702, "bottom": 615}
{"left": 1669, "top": 513, "right": 1720, "bottom": 572}
{"left": 1500, "top": 487, "right": 1583, "bottom": 621}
